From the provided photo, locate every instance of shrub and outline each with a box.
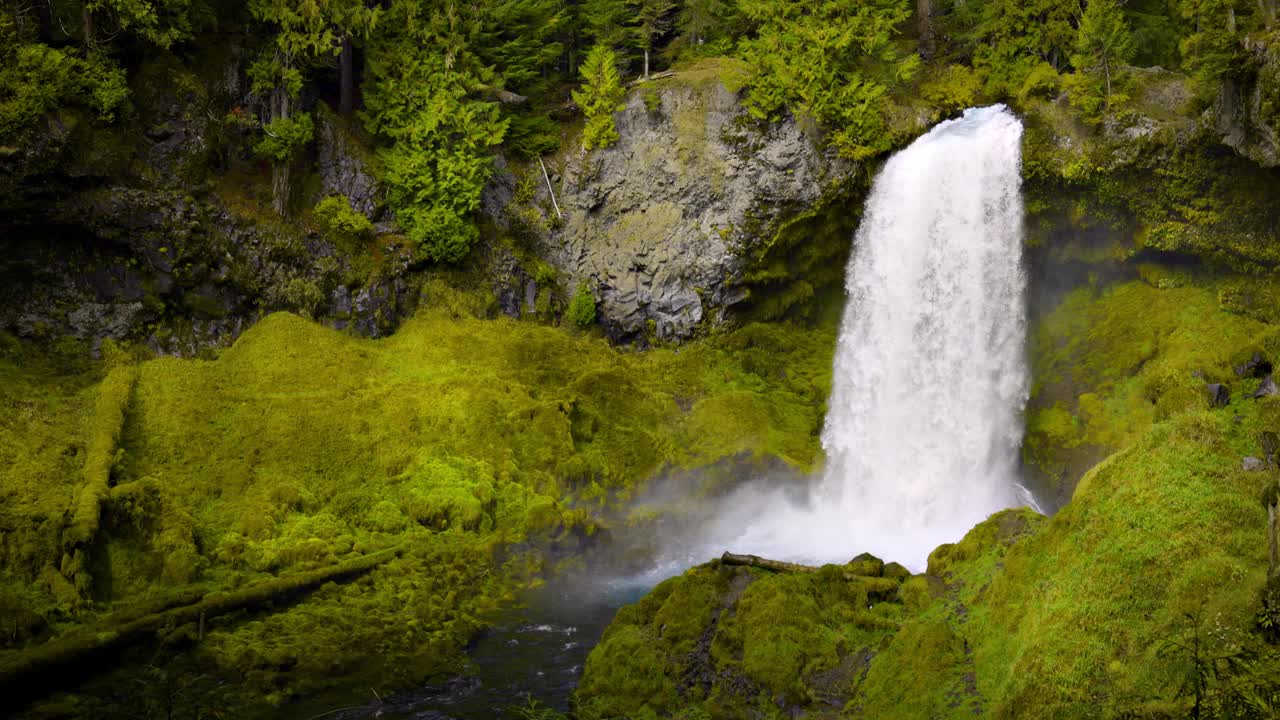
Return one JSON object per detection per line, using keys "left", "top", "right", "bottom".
{"left": 313, "top": 195, "right": 373, "bottom": 240}
{"left": 568, "top": 281, "right": 597, "bottom": 327}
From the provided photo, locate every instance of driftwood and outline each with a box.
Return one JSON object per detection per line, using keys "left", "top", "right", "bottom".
{"left": 539, "top": 157, "right": 562, "bottom": 219}
{"left": 628, "top": 70, "right": 675, "bottom": 87}
{"left": 494, "top": 89, "right": 529, "bottom": 104}
{"left": 720, "top": 552, "right": 906, "bottom": 602}
{"left": 721, "top": 552, "right": 818, "bottom": 574}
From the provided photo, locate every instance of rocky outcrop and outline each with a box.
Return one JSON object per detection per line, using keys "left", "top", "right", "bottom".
{"left": 1215, "top": 34, "right": 1280, "bottom": 168}
{"left": 488, "top": 68, "right": 855, "bottom": 342}
{"left": 314, "top": 105, "right": 384, "bottom": 219}
{"left": 0, "top": 56, "right": 417, "bottom": 356}
{"left": 0, "top": 185, "right": 416, "bottom": 356}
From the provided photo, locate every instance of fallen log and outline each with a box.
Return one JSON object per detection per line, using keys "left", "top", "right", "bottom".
{"left": 720, "top": 551, "right": 905, "bottom": 601}
{"left": 628, "top": 70, "right": 675, "bottom": 86}
{"left": 721, "top": 552, "right": 818, "bottom": 574}
{"left": 0, "top": 545, "right": 404, "bottom": 706}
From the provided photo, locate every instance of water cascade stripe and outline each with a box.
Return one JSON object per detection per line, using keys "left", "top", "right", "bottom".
{"left": 728, "top": 105, "right": 1031, "bottom": 571}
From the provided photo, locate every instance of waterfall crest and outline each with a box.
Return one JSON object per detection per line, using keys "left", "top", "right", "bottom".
{"left": 728, "top": 105, "right": 1030, "bottom": 569}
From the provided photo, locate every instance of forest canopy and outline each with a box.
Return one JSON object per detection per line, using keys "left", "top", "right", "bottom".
{"left": 3, "top": 0, "right": 1278, "bottom": 260}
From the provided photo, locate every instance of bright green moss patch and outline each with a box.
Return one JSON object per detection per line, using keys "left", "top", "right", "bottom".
{"left": 2, "top": 308, "right": 834, "bottom": 714}
{"left": 1026, "top": 278, "right": 1271, "bottom": 498}
{"left": 973, "top": 412, "right": 1273, "bottom": 718}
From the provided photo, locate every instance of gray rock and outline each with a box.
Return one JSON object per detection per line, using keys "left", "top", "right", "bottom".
{"left": 315, "top": 105, "right": 384, "bottom": 218}
{"left": 1207, "top": 383, "right": 1231, "bottom": 407}
{"left": 1255, "top": 375, "right": 1278, "bottom": 399}
{"left": 488, "top": 78, "right": 855, "bottom": 342}
{"left": 1235, "top": 352, "right": 1271, "bottom": 378}
{"left": 1215, "top": 37, "right": 1280, "bottom": 168}
{"left": 1244, "top": 456, "right": 1267, "bottom": 472}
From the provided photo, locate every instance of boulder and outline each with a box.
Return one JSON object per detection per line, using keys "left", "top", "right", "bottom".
{"left": 1235, "top": 352, "right": 1272, "bottom": 378}
{"left": 1207, "top": 383, "right": 1231, "bottom": 408}
{"left": 1244, "top": 456, "right": 1267, "bottom": 472}
{"left": 881, "top": 562, "right": 912, "bottom": 582}
{"left": 847, "top": 553, "right": 885, "bottom": 578}
{"left": 1255, "top": 375, "right": 1278, "bottom": 399}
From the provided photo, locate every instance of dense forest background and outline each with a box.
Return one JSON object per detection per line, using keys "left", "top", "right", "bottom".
{"left": 5, "top": 0, "right": 1275, "bottom": 262}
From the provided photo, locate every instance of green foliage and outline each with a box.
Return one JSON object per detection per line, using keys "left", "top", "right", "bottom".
{"left": 921, "top": 64, "right": 983, "bottom": 116}
{"left": 959, "top": 0, "right": 1081, "bottom": 96}
{"left": 1069, "top": 0, "right": 1137, "bottom": 114}
{"left": 573, "top": 44, "right": 627, "bottom": 151}
{"left": 363, "top": 2, "right": 508, "bottom": 263}
{"left": 313, "top": 194, "right": 373, "bottom": 240}
{"left": 0, "top": 43, "right": 129, "bottom": 142}
{"left": 635, "top": 0, "right": 677, "bottom": 67}
{"left": 5, "top": 309, "right": 836, "bottom": 713}
{"left": 252, "top": 112, "right": 314, "bottom": 162}
{"left": 568, "top": 281, "right": 598, "bottom": 327}
{"left": 1179, "top": 0, "right": 1251, "bottom": 87}
{"left": 736, "top": 0, "right": 919, "bottom": 160}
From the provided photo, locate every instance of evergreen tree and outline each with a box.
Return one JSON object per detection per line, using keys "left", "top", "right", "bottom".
{"left": 1072, "top": 0, "right": 1136, "bottom": 110}
{"left": 248, "top": 0, "right": 378, "bottom": 214}
{"left": 963, "top": 0, "right": 1082, "bottom": 95}
{"left": 678, "top": 0, "right": 731, "bottom": 49}
{"left": 581, "top": 0, "right": 630, "bottom": 48}
{"left": 633, "top": 0, "right": 675, "bottom": 78}
{"left": 572, "top": 43, "right": 626, "bottom": 150}
{"left": 362, "top": 0, "right": 508, "bottom": 263}
{"left": 738, "top": 0, "right": 918, "bottom": 160}
{"left": 1179, "top": 0, "right": 1250, "bottom": 85}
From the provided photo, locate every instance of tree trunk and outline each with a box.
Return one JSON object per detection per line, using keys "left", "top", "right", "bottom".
{"left": 1104, "top": 60, "right": 1111, "bottom": 110}
{"left": 644, "top": 48, "right": 650, "bottom": 79}
{"left": 81, "top": 6, "right": 93, "bottom": 47}
{"left": 917, "top": 0, "right": 936, "bottom": 59}
{"left": 1269, "top": 502, "right": 1279, "bottom": 579}
{"left": 271, "top": 86, "right": 291, "bottom": 217}
{"left": 1260, "top": 0, "right": 1277, "bottom": 27}
{"left": 339, "top": 36, "right": 355, "bottom": 116}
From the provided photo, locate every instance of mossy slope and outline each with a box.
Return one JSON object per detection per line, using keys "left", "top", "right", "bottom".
{"left": 0, "top": 301, "right": 835, "bottom": 716}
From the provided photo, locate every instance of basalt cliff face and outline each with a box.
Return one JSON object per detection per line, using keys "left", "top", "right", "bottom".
{"left": 484, "top": 66, "right": 864, "bottom": 343}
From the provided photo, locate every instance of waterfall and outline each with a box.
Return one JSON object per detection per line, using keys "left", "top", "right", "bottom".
{"left": 723, "top": 105, "right": 1031, "bottom": 570}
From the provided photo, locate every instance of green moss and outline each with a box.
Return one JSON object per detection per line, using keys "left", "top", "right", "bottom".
{"left": 972, "top": 412, "right": 1270, "bottom": 717}
{"left": 4, "top": 308, "right": 835, "bottom": 713}
{"left": 1025, "top": 279, "right": 1270, "bottom": 497}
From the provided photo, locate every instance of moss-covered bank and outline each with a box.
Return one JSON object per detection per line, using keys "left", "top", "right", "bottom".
{"left": 0, "top": 286, "right": 836, "bottom": 717}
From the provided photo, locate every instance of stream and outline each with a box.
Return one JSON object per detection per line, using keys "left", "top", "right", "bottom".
{"left": 330, "top": 572, "right": 661, "bottom": 720}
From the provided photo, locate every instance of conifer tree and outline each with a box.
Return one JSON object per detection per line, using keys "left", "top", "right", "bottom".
{"left": 634, "top": 0, "right": 675, "bottom": 78}
{"left": 362, "top": 0, "right": 509, "bottom": 263}
{"left": 678, "top": 0, "right": 730, "bottom": 48}
{"left": 1073, "top": 0, "right": 1136, "bottom": 109}
{"left": 581, "top": 0, "right": 630, "bottom": 48}
{"left": 248, "top": 0, "right": 378, "bottom": 214}
{"left": 572, "top": 43, "right": 626, "bottom": 150}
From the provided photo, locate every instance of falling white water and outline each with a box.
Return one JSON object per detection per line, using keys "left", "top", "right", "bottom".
{"left": 708, "top": 105, "right": 1032, "bottom": 571}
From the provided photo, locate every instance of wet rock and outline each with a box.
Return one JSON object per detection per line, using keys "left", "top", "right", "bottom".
{"left": 1244, "top": 456, "right": 1267, "bottom": 472}
{"left": 1215, "top": 36, "right": 1280, "bottom": 168}
{"left": 315, "top": 105, "right": 384, "bottom": 218}
{"left": 1255, "top": 375, "right": 1278, "bottom": 399}
{"left": 1262, "top": 431, "right": 1280, "bottom": 463}
{"left": 1207, "top": 383, "right": 1231, "bottom": 408}
{"left": 1236, "top": 352, "right": 1272, "bottom": 378}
